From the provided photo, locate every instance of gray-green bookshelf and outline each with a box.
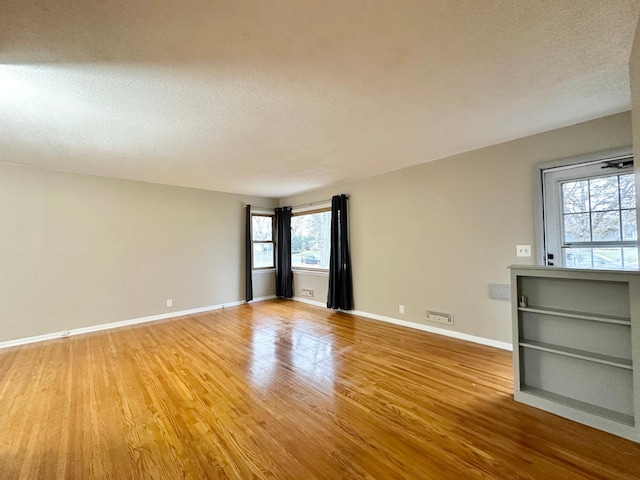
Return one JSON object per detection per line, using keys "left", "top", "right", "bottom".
{"left": 510, "top": 265, "right": 640, "bottom": 443}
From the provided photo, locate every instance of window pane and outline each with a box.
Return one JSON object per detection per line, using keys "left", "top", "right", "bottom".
{"left": 591, "top": 211, "right": 621, "bottom": 241}
{"left": 563, "top": 248, "right": 592, "bottom": 268}
{"left": 563, "top": 213, "right": 590, "bottom": 242}
{"left": 589, "top": 176, "right": 619, "bottom": 211}
{"left": 620, "top": 174, "right": 635, "bottom": 209}
{"left": 622, "top": 209, "right": 637, "bottom": 241}
{"left": 562, "top": 181, "right": 589, "bottom": 213}
{"left": 551, "top": 166, "right": 637, "bottom": 271}
{"left": 592, "top": 248, "right": 622, "bottom": 270}
{"left": 291, "top": 210, "right": 331, "bottom": 269}
{"left": 252, "top": 216, "right": 272, "bottom": 241}
{"left": 623, "top": 247, "right": 639, "bottom": 270}
{"left": 564, "top": 247, "right": 631, "bottom": 269}
{"left": 253, "top": 243, "right": 274, "bottom": 268}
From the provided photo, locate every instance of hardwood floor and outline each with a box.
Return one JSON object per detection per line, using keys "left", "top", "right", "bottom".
{"left": 0, "top": 300, "right": 639, "bottom": 479}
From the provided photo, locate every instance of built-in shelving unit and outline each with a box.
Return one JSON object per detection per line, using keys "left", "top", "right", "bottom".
{"left": 517, "top": 306, "right": 631, "bottom": 325}
{"left": 518, "top": 340, "right": 632, "bottom": 369}
{"left": 510, "top": 266, "right": 640, "bottom": 443}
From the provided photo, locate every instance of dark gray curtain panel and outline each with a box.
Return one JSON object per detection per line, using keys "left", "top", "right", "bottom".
{"left": 327, "top": 194, "right": 353, "bottom": 310}
{"left": 275, "top": 206, "right": 293, "bottom": 298}
{"left": 245, "top": 205, "right": 253, "bottom": 302}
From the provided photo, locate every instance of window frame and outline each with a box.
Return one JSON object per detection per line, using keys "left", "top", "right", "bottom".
{"left": 291, "top": 205, "right": 332, "bottom": 273}
{"left": 558, "top": 172, "right": 636, "bottom": 248}
{"left": 251, "top": 213, "right": 275, "bottom": 270}
{"left": 534, "top": 147, "right": 636, "bottom": 270}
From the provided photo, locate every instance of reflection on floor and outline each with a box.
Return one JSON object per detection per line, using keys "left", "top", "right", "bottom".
{"left": 0, "top": 299, "right": 639, "bottom": 479}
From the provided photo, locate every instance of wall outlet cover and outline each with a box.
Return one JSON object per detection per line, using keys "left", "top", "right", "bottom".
{"left": 516, "top": 245, "right": 532, "bottom": 257}
{"left": 489, "top": 284, "right": 511, "bottom": 301}
{"left": 166, "top": 299, "right": 173, "bottom": 307}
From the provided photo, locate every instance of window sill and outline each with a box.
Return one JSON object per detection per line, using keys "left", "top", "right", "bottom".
{"left": 292, "top": 268, "right": 329, "bottom": 276}
{"left": 252, "top": 268, "right": 275, "bottom": 275}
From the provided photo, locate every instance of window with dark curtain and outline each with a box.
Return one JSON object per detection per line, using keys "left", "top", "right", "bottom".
{"left": 275, "top": 206, "right": 293, "bottom": 298}
{"left": 327, "top": 194, "right": 353, "bottom": 310}
{"left": 251, "top": 214, "right": 275, "bottom": 269}
{"left": 245, "top": 205, "right": 253, "bottom": 302}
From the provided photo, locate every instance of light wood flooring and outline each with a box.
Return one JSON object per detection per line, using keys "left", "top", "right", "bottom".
{"left": 0, "top": 299, "right": 639, "bottom": 479}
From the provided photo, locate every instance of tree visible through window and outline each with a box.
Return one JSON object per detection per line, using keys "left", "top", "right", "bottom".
{"left": 252, "top": 214, "right": 274, "bottom": 269}
{"left": 561, "top": 173, "right": 637, "bottom": 269}
{"left": 291, "top": 209, "right": 331, "bottom": 270}
{"left": 542, "top": 154, "right": 637, "bottom": 271}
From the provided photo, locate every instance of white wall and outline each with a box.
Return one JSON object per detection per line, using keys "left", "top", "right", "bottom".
{"left": 1, "top": 110, "right": 634, "bottom": 346}
{"left": 0, "top": 164, "right": 277, "bottom": 342}
{"left": 281, "top": 112, "right": 633, "bottom": 344}
{"left": 253, "top": 270, "right": 276, "bottom": 299}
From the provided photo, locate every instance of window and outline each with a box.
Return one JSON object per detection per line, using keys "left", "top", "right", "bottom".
{"left": 291, "top": 209, "right": 331, "bottom": 270}
{"left": 542, "top": 154, "right": 637, "bottom": 270}
{"left": 252, "top": 214, "right": 274, "bottom": 269}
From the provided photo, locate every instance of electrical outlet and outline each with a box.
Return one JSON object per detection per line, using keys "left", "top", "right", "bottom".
{"left": 516, "top": 245, "right": 532, "bottom": 257}
{"left": 398, "top": 305, "right": 405, "bottom": 314}
{"left": 166, "top": 299, "right": 173, "bottom": 307}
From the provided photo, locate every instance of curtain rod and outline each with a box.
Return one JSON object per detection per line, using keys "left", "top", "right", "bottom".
{"left": 244, "top": 204, "right": 274, "bottom": 210}
{"left": 290, "top": 195, "right": 349, "bottom": 210}
{"left": 245, "top": 195, "right": 349, "bottom": 211}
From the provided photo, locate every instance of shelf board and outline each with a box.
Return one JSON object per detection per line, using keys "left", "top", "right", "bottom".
{"left": 519, "top": 340, "right": 632, "bottom": 370}
{"left": 518, "top": 306, "right": 631, "bottom": 325}
{"left": 521, "top": 386, "right": 635, "bottom": 426}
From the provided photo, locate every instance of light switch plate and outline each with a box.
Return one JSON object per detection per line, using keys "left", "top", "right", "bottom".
{"left": 516, "top": 245, "right": 532, "bottom": 257}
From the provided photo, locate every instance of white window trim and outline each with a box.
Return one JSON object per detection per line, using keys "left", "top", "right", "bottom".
{"left": 292, "top": 269, "right": 329, "bottom": 277}
{"left": 291, "top": 203, "right": 332, "bottom": 273}
{"left": 533, "top": 147, "right": 634, "bottom": 267}
{"left": 251, "top": 208, "right": 275, "bottom": 215}
{"left": 291, "top": 202, "right": 331, "bottom": 215}
{"left": 251, "top": 212, "right": 275, "bottom": 271}
{"left": 252, "top": 268, "right": 275, "bottom": 275}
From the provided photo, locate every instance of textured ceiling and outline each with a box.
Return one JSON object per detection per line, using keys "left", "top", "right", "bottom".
{"left": 1, "top": 1, "right": 639, "bottom": 197}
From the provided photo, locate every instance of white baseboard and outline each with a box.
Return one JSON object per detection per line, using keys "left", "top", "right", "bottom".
{"left": 349, "top": 309, "right": 513, "bottom": 351}
{"left": 291, "top": 298, "right": 512, "bottom": 351}
{"left": 292, "top": 296, "right": 326, "bottom": 307}
{"left": 2, "top": 296, "right": 512, "bottom": 352}
{"left": 252, "top": 295, "right": 277, "bottom": 302}
{"left": 0, "top": 297, "right": 273, "bottom": 350}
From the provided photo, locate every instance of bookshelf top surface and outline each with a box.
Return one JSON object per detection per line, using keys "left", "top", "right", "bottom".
{"left": 509, "top": 265, "right": 640, "bottom": 276}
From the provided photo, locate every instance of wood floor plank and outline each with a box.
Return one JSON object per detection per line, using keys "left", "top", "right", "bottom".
{"left": 1, "top": 299, "right": 639, "bottom": 479}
